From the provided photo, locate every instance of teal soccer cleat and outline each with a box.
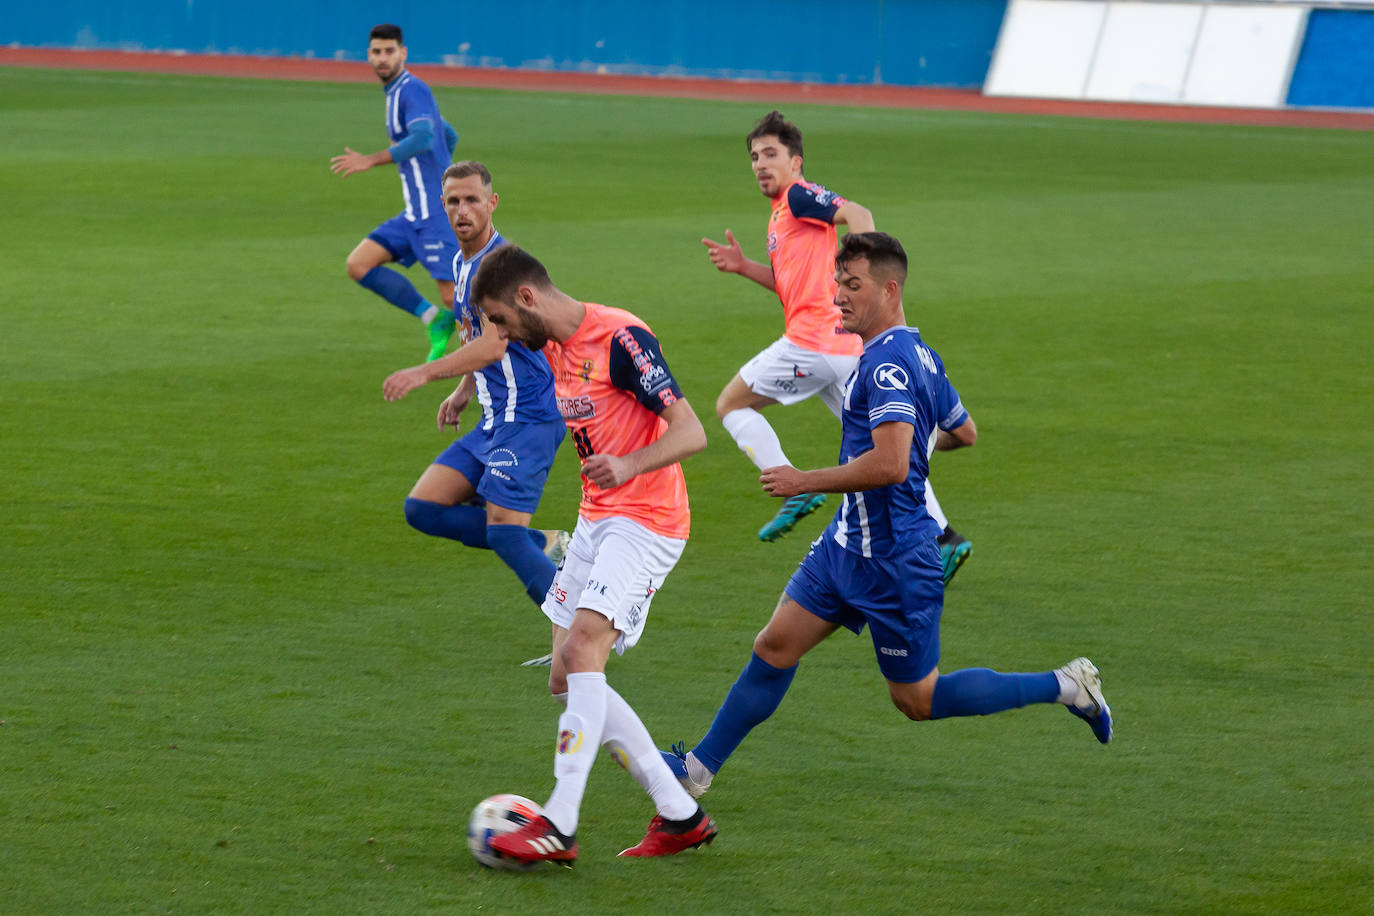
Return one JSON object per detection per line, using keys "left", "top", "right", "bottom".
{"left": 939, "top": 533, "right": 972, "bottom": 586}
{"left": 758, "top": 493, "right": 826, "bottom": 542}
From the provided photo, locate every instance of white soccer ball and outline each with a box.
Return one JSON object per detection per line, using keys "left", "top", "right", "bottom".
{"left": 467, "top": 793, "right": 544, "bottom": 871}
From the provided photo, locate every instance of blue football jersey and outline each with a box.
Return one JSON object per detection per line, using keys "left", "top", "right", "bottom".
{"left": 383, "top": 70, "right": 451, "bottom": 224}
{"left": 829, "top": 326, "right": 969, "bottom": 558}
{"left": 451, "top": 232, "right": 561, "bottom": 429}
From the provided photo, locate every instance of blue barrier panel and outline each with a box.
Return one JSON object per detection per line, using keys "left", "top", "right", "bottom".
{"left": 2, "top": 0, "right": 1008, "bottom": 89}
{"left": 1287, "top": 9, "right": 1374, "bottom": 110}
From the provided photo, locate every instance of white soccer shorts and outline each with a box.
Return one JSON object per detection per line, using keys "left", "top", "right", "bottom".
{"left": 738, "top": 336, "right": 858, "bottom": 417}
{"left": 542, "top": 515, "right": 686, "bottom": 654}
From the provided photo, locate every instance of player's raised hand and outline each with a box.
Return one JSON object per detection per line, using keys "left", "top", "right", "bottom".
{"left": 436, "top": 385, "right": 472, "bottom": 431}
{"left": 383, "top": 366, "right": 428, "bottom": 402}
{"left": 701, "top": 229, "right": 745, "bottom": 274}
{"left": 330, "top": 147, "right": 372, "bottom": 177}
{"left": 581, "top": 453, "right": 634, "bottom": 490}
{"left": 760, "top": 464, "right": 807, "bottom": 498}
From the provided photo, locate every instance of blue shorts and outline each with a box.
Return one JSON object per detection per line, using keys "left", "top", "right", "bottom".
{"left": 433, "top": 418, "right": 565, "bottom": 514}
{"left": 784, "top": 530, "right": 944, "bottom": 683}
{"left": 368, "top": 213, "right": 460, "bottom": 282}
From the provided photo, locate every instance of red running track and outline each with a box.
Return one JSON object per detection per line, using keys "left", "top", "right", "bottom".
{"left": 4, "top": 46, "right": 1372, "bottom": 131}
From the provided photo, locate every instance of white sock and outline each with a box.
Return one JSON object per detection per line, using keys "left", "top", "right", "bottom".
{"left": 721, "top": 408, "right": 790, "bottom": 470}
{"left": 1054, "top": 669, "right": 1078, "bottom": 705}
{"left": 542, "top": 672, "right": 606, "bottom": 835}
{"left": 924, "top": 479, "right": 949, "bottom": 531}
{"left": 601, "top": 685, "right": 697, "bottom": 821}
{"left": 419, "top": 304, "right": 439, "bottom": 325}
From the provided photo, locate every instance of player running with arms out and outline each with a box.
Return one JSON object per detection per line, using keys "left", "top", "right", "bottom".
{"left": 664, "top": 232, "right": 1112, "bottom": 803}
{"left": 332, "top": 23, "right": 461, "bottom": 363}
{"left": 382, "top": 162, "right": 570, "bottom": 629}
{"left": 470, "top": 245, "right": 718, "bottom": 865}
{"left": 707, "top": 111, "right": 973, "bottom": 582}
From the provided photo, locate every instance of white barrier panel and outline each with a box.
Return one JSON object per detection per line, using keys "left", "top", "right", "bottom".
{"left": 984, "top": 0, "right": 1106, "bottom": 98}
{"left": 1182, "top": 5, "right": 1307, "bottom": 107}
{"left": 1085, "top": 2, "right": 1201, "bottom": 103}
{"left": 986, "top": 0, "right": 1315, "bottom": 109}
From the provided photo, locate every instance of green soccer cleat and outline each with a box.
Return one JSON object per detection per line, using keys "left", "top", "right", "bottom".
{"left": 758, "top": 493, "right": 827, "bottom": 542}
{"left": 425, "top": 309, "right": 456, "bottom": 362}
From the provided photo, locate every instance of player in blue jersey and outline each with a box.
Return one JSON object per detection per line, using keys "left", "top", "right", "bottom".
{"left": 383, "top": 162, "right": 570, "bottom": 632}
{"left": 664, "top": 232, "right": 1112, "bottom": 803}
{"left": 332, "top": 24, "right": 461, "bottom": 363}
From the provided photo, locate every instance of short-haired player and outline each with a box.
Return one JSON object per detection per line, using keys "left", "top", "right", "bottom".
{"left": 332, "top": 24, "right": 462, "bottom": 362}
{"left": 705, "top": 111, "right": 973, "bottom": 583}
{"left": 382, "top": 164, "right": 570, "bottom": 640}
{"left": 664, "top": 232, "right": 1112, "bottom": 807}
{"left": 470, "top": 245, "right": 718, "bottom": 865}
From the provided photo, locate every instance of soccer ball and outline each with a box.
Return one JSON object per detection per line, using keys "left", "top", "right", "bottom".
{"left": 467, "top": 793, "right": 544, "bottom": 871}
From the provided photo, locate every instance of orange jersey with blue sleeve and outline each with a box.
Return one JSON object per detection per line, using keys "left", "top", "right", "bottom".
{"left": 544, "top": 303, "right": 691, "bottom": 539}
{"left": 766, "top": 180, "right": 863, "bottom": 356}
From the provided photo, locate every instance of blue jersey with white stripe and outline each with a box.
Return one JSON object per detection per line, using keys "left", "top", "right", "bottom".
{"left": 829, "top": 326, "right": 969, "bottom": 559}
{"left": 384, "top": 70, "right": 450, "bottom": 225}
{"left": 452, "top": 232, "right": 561, "bottom": 429}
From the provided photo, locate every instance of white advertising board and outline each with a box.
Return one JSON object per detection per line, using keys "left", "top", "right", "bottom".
{"left": 1182, "top": 5, "right": 1307, "bottom": 107}
{"left": 984, "top": 0, "right": 1107, "bottom": 99}
{"left": 1084, "top": 2, "right": 1202, "bottom": 103}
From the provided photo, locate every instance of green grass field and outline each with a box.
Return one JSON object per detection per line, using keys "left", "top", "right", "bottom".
{"left": 2, "top": 66, "right": 1371, "bottom": 914}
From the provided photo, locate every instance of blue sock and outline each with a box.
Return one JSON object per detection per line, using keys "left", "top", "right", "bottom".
{"left": 929, "top": 669, "right": 1059, "bottom": 719}
{"left": 486, "top": 524, "right": 556, "bottom": 607}
{"left": 404, "top": 498, "right": 489, "bottom": 547}
{"left": 358, "top": 266, "right": 429, "bottom": 317}
{"left": 693, "top": 652, "right": 797, "bottom": 774}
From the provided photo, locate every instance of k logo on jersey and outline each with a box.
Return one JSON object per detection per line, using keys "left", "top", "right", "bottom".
{"left": 873, "top": 363, "right": 910, "bottom": 391}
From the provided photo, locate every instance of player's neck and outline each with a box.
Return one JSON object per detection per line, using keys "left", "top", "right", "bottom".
{"left": 381, "top": 68, "right": 406, "bottom": 87}
{"left": 859, "top": 310, "right": 908, "bottom": 345}
{"left": 459, "top": 226, "right": 496, "bottom": 259}
{"left": 548, "top": 294, "right": 588, "bottom": 344}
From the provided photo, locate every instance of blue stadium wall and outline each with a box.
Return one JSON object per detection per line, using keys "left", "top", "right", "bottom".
{"left": 3, "top": 0, "right": 1010, "bottom": 89}
{"left": 1287, "top": 9, "right": 1374, "bottom": 109}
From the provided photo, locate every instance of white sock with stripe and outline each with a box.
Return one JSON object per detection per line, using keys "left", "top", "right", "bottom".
{"left": 601, "top": 684, "right": 698, "bottom": 821}
{"left": 542, "top": 671, "right": 606, "bottom": 836}
{"left": 722, "top": 408, "right": 789, "bottom": 471}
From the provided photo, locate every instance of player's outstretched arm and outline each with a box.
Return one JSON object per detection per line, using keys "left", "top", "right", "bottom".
{"left": 702, "top": 229, "right": 776, "bottom": 292}
{"left": 934, "top": 416, "right": 977, "bottom": 451}
{"left": 330, "top": 146, "right": 393, "bottom": 177}
{"left": 384, "top": 332, "right": 508, "bottom": 402}
{"left": 833, "top": 200, "right": 875, "bottom": 234}
{"left": 579, "top": 398, "right": 707, "bottom": 491}
{"left": 761, "top": 420, "right": 913, "bottom": 497}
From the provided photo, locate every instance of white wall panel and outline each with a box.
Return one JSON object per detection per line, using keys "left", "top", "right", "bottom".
{"left": 1182, "top": 5, "right": 1307, "bottom": 107}
{"left": 984, "top": 0, "right": 1106, "bottom": 99}
{"left": 1084, "top": 3, "right": 1202, "bottom": 103}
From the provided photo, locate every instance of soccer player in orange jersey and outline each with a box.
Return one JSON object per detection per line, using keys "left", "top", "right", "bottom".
{"left": 470, "top": 245, "right": 718, "bottom": 865}
{"left": 704, "top": 111, "right": 971, "bottom": 582}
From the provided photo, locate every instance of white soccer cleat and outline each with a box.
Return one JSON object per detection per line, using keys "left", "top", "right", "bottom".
{"left": 1059, "top": 657, "right": 1113, "bottom": 744}
{"left": 662, "top": 742, "right": 714, "bottom": 798}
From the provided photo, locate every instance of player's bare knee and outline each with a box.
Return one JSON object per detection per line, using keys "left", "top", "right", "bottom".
{"left": 889, "top": 682, "right": 934, "bottom": 722}
{"left": 715, "top": 390, "right": 734, "bottom": 421}
{"left": 752, "top": 627, "right": 794, "bottom": 668}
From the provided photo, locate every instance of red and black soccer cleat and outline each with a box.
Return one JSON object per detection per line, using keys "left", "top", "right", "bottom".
{"left": 488, "top": 814, "right": 578, "bottom": 866}
{"left": 617, "top": 809, "right": 718, "bottom": 857}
